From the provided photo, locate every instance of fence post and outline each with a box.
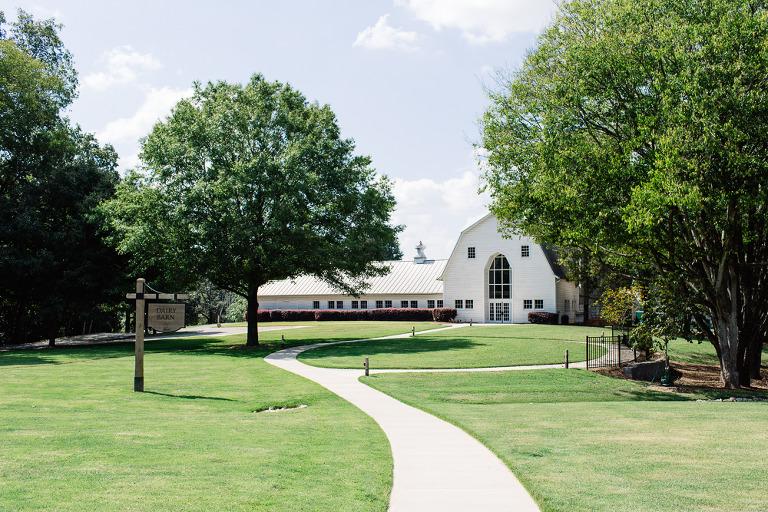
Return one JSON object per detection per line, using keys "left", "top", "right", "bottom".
{"left": 617, "top": 337, "right": 621, "bottom": 366}
{"left": 364, "top": 357, "right": 369, "bottom": 377}
{"left": 565, "top": 349, "right": 569, "bottom": 369}
{"left": 585, "top": 336, "right": 589, "bottom": 369}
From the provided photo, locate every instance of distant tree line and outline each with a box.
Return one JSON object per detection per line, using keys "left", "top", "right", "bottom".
{"left": 0, "top": 11, "right": 126, "bottom": 345}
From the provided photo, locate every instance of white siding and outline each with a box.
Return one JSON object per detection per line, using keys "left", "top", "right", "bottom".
{"left": 258, "top": 294, "right": 443, "bottom": 310}
{"left": 555, "top": 279, "right": 581, "bottom": 323}
{"left": 441, "top": 215, "right": 558, "bottom": 323}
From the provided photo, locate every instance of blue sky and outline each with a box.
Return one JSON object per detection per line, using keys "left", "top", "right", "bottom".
{"left": 8, "top": 0, "right": 558, "bottom": 259}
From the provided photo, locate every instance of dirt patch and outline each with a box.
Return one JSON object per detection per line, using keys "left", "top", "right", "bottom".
{"left": 594, "top": 361, "right": 768, "bottom": 393}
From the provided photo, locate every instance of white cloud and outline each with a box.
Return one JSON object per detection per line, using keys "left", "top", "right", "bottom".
{"left": 83, "top": 45, "right": 162, "bottom": 90}
{"left": 354, "top": 14, "right": 419, "bottom": 51}
{"left": 392, "top": 168, "right": 491, "bottom": 260}
{"left": 97, "top": 86, "right": 192, "bottom": 170}
{"left": 396, "top": 0, "right": 557, "bottom": 44}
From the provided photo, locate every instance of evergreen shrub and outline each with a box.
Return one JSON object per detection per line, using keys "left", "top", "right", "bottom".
{"left": 528, "top": 311, "right": 558, "bottom": 324}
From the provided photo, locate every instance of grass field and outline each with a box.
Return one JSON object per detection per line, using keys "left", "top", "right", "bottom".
{"left": 0, "top": 321, "right": 443, "bottom": 512}
{"left": 3, "top": 321, "right": 766, "bottom": 511}
{"left": 363, "top": 367, "right": 768, "bottom": 511}
{"left": 298, "top": 324, "right": 609, "bottom": 369}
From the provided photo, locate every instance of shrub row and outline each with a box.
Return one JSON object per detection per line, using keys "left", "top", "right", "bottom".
{"left": 252, "top": 307, "right": 457, "bottom": 323}
{"left": 527, "top": 311, "right": 559, "bottom": 324}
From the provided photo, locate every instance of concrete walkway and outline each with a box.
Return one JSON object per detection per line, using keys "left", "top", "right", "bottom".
{"left": 264, "top": 327, "right": 541, "bottom": 512}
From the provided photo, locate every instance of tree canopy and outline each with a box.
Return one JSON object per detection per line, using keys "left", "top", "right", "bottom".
{"left": 480, "top": 0, "right": 768, "bottom": 387}
{"left": 102, "top": 75, "right": 401, "bottom": 346}
{"left": 0, "top": 10, "right": 123, "bottom": 345}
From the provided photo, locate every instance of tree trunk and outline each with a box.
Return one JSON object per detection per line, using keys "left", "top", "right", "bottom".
{"left": 47, "top": 319, "right": 58, "bottom": 348}
{"left": 713, "top": 313, "right": 741, "bottom": 389}
{"left": 246, "top": 286, "right": 259, "bottom": 347}
{"left": 745, "top": 335, "right": 763, "bottom": 383}
{"left": 581, "top": 281, "right": 591, "bottom": 323}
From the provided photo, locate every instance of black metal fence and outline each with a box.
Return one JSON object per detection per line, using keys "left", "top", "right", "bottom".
{"left": 586, "top": 333, "right": 630, "bottom": 369}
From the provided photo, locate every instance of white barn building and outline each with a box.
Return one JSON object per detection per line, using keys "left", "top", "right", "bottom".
{"left": 258, "top": 214, "right": 582, "bottom": 323}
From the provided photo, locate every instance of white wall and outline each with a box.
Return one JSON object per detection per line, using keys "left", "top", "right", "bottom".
{"left": 555, "top": 279, "right": 581, "bottom": 323}
{"left": 258, "top": 294, "right": 444, "bottom": 310}
{"left": 442, "top": 215, "right": 558, "bottom": 323}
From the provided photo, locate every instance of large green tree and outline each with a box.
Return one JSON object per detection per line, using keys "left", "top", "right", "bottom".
{"left": 0, "top": 10, "right": 123, "bottom": 345}
{"left": 480, "top": 0, "right": 768, "bottom": 388}
{"left": 102, "top": 75, "right": 401, "bottom": 346}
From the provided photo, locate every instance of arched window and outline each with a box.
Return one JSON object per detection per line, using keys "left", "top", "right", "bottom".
{"left": 488, "top": 255, "right": 511, "bottom": 299}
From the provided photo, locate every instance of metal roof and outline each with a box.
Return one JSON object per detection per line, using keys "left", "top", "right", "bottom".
{"left": 259, "top": 259, "right": 448, "bottom": 297}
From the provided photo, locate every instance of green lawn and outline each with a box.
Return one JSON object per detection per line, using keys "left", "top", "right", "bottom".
{"left": 5, "top": 321, "right": 765, "bottom": 511}
{"left": 298, "top": 324, "right": 609, "bottom": 369}
{"left": 363, "top": 369, "right": 768, "bottom": 512}
{"left": 664, "top": 336, "right": 768, "bottom": 366}
{"left": 0, "top": 322, "right": 443, "bottom": 511}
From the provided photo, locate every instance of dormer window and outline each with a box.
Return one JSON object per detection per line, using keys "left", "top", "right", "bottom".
{"left": 468, "top": 247, "right": 475, "bottom": 258}
{"left": 521, "top": 245, "right": 530, "bottom": 258}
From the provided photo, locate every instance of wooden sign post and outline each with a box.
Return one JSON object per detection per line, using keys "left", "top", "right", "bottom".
{"left": 126, "top": 278, "right": 189, "bottom": 392}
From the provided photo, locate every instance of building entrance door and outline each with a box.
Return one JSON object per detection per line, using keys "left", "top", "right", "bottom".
{"left": 488, "top": 302, "right": 510, "bottom": 323}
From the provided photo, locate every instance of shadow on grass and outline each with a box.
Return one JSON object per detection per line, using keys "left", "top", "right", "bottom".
{"left": 144, "top": 391, "right": 236, "bottom": 401}
{"left": 299, "top": 336, "right": 482, "bottom": 360}
{"left": 609, "top": 388, "right": 692, "bottom": 402}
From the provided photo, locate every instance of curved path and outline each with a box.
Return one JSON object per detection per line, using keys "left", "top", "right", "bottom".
{"left": 265, "top": 326, "right": 542, "bottom": 512}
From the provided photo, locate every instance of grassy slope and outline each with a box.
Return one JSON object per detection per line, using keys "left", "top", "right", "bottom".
{"left": 299, "top": 324, "right": 610, "bottom": 369}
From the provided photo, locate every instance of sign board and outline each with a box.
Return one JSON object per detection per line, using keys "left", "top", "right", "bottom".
{"left": 147, "top": 303, "right": 185, "bottom": 332}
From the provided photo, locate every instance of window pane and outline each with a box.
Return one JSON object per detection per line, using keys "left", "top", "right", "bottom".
{"left": 376, "top": 300, "right": 383, "bottom": 308}
{"left": 465, "top": 300, "right": 473, "bottom": 309}
{"left": 385, "top": 300, "right": 392, "bottom": 308}
{"left": 336, "top": 301, "right": 343, "bottom": 309}
{"left": 361, "top": 301, "right": 367, "bottom": 309}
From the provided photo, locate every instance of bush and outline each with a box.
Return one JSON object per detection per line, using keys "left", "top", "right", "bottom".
{"left": 432, "top": 308, "right": 457, "bottom": 322}
{"left": 528, "top": 311, "right": 558, "bottom": 324}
